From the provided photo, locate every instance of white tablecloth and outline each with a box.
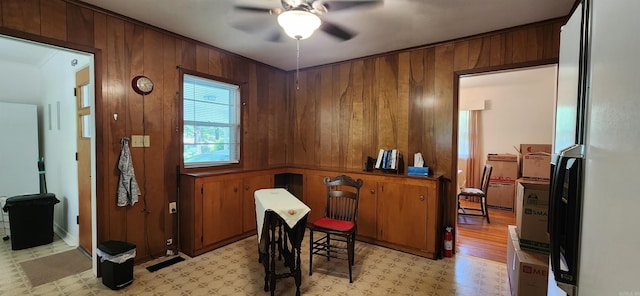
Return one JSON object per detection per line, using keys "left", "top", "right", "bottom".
{"left": 254, "top": 188, "right": 310, "bottom": 242}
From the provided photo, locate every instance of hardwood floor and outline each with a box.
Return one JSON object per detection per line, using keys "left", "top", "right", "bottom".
{"left": 456, "top": 200, "right": 516, "bottom": 263}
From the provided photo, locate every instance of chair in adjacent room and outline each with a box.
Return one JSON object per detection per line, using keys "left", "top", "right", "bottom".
{"left": 457, "top": 164, "right": 493, "bottom": 223}
{"left": 308, "top": 175, "right": 363, "bottom": 283}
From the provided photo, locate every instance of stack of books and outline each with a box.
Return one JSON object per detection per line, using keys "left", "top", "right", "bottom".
{"left": 375, "top": 149, "right": 400, "bottom": 170}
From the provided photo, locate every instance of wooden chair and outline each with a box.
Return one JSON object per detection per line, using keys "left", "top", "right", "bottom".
{"left": 457, "top": 164, "right": 493, "bottom": 223}
{"left": 308, "top": 175, "right": 363, "bottom": 283}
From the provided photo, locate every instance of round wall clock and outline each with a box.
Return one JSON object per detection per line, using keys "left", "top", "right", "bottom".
{"left": 132, "top": 75, "right": 154, "bottom": 95}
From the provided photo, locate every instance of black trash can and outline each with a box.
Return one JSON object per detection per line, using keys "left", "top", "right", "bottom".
{"left": 2, "top": 193, "right": 59, "bottom": 250}
{"left": 97, "top": 240, "right": 136, "bottom": 290}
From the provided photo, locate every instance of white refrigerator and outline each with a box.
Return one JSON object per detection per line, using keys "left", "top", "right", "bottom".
{"left": 549, "top": 0, "right": 640, "bottom": 295}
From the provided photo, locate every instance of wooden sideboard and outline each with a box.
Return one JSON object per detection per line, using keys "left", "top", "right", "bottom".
{"left": 179, "top": 167, "right": 443, "bottom": 259}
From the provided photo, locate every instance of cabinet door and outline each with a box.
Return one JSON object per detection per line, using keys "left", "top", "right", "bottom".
{"left": 304, "top": 174, "right": 328, "bottom": 223}
{"left": 377, "top": 182, "right": 428, "bottom": 250}
{"left": 357, "top": 178, "right": 377, "bottom": 238}
{"left": 202, "top": 179, "right": 243, "bottom": 246}
{"left": 243, "top": 174, "right": 273, "bottom": 233}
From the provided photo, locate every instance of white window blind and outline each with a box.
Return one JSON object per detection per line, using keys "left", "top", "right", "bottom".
{"left": 183, "top": 74, "right": 240, "bottom": 168}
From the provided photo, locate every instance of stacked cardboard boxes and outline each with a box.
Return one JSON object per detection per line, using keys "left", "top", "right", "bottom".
{"left": 486, "top": 154, "right": 518, "bottom": 210}
{"left": 507, "top": 225, "right": 549, "bottom": 296}
{"left": 515, "top": 178, "right": 550, "bottom": 253}
{"left": 519, "top": 144, "right": 552, "bottom": 180}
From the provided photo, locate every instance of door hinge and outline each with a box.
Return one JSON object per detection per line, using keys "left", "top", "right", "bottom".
{"left": 75, "top": 152, "right": 78, "bottom": 161}
{"left": 381, "top": 185, "right": 384, "bottom": 192}
{"left": 73, "top": 87, "right": 77, "bottom": 97}
{"left": 76, "top": 215, "right": 79, "bottom": 224}
{"left": 201, "top": 186, "right": 204, "bottom": 195}
{"left": 201, "top": 236, "right": 203, "bottom": 243}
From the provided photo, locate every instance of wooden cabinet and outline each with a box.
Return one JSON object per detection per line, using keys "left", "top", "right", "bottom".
{"left": 202, "top": 179, "right": 243, "bottom": 246}
{"left": 377, "top": 182, "right": 428, "bottom": 250}
{"left": 242, "top": 174, "right": 273, "bottom": 233}
{"left": 180, "top": 171, "right": 275, "bottom": 257}
{"left": 357, "top": 178, "right": 378, "bottom": 239}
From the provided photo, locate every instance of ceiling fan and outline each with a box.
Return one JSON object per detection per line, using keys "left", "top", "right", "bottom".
{"left": 234, "top": 0, "right": 382, "bottom": 41}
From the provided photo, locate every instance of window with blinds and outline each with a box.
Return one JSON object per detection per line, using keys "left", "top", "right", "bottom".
{"left": 182, "top": 73, "right": 240, "bottom": 168}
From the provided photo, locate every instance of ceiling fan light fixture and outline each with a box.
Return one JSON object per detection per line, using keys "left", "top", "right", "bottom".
{"left": 277, "top": 10, "right": 321, "bottom": 40}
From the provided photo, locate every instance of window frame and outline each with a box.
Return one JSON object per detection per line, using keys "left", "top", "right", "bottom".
{"left": 179, "top": 68, "right": 244, "bottom": 171}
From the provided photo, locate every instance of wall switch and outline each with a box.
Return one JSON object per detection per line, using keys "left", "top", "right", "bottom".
{"left": 169, "top": 202, "right": 177, "bottom": 214}
{"left": 131, "top": 135, "right": 144, "bottom": 147}
{"left": 142, "top": 135, "right": 150, "bottom": 147}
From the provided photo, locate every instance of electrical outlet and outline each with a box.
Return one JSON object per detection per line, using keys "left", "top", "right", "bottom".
{"left": 166, "top": 238, "right": 172, "bottom": 245}
{"left": 169, "top": 202, "right": 177, "bottom": 214}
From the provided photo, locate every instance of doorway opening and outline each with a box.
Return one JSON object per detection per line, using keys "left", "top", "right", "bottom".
{"left": 455, "top": 64, "right": 557, "bottom": 263}
{"left": 0, "top": 35, "right": 97, "bottom": 264}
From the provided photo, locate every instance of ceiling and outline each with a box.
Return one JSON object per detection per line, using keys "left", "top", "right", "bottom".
{"left": 76, "top": 0, "right": 575, "bottom": 71}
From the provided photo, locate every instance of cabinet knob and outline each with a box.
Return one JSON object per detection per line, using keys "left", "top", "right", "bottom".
{"left": 370, "top": 189, "right": 375, "bottom": 194}
{"left": 419, "top": 195, "right": 425, "bottom": 201}
{"left": 245, "top": 185, "right": 250, "bottom": 191}
{"left": 234, "top": 187, "right": 238, "bottom": 193}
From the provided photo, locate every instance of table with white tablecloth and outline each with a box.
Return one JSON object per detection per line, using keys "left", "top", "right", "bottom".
{"left": 254, "top": 188, "right": 310, "bottom": 296}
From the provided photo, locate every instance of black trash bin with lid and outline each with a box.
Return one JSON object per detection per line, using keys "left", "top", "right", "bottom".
{"left": 97, "top": 240, "right": 136, "bottom": 290}
{"left": 2, "top": 193, "right": 59, "bottom": 250}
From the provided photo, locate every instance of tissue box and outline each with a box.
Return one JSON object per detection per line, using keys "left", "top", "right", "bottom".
{"left": 407, "top": 166, "right": 429, "bottom": 176}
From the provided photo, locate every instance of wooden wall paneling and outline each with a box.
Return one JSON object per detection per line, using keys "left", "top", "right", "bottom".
{"left": 142, "top": 27, "right": 167, "bottom": 257}
{"left": 453, "top": 41, "right": 469, "bottom": 71}
{"left": 375, "top": 55, "right": 400, "bottom": 150}
{"left": 489, "top": 34, "right": 505, "bottom": 66}
{"left": 511, "top": 28, "right": 528, "bottom": 63}
{"left": 106, "top": 16, "right": 127, "bottom": 240}
{"left": 540, "top": 23, "right": 556, "bottom": 59}
{"left": 407, "top": 49, "right": 425, "bottom": 166}
{"left": 195, "top": 44, "right": 208, "bottom": 73}
{"left": 228, "top": 55, "right": 250, "bottom": 83}
{"left": 468, "top": 37, "right": 491, "bottom": 69}
{"left": 208, "top": 49, "right": 223, "bottom": 77}
{"left": 551, "top": 22, "right": 562, "bottom": 59}
{"left": 292, "top": 69, "right": 314, "bottom": 166}
{"left": 66, "top": 4, "right": 93, "bottom": 46}
{"left": 40, "top": 0, "right": 66, "bottom": 40}
{"left": 123, "top": 22, "right": 145, "bottom": 250}
{"left": 333, "top": 63, "right": 351, "bottom": 169}
{"left": 93, "top": 11, "right": 109, "bottom": 246}
{"left": 2, "top": 0, "right": 40, "bottom": 35}
{"left": 525, "top": 27, "right": 540, "bottom": 61}
{"left": 346, "top": 60, "right": 365, "bottom": 170}
{"left": 361, "top": 59, "right": 378, "bottom": 160}
{"left": 318, "top": 66, "right": 335, "bottom": 168}
{"left": 433, "top": 42, "right": 454, "bottom": 224}
{"left": 0, "top": 0, "right": 3, "bottom": 26}
{"left": 396, "top": 52, "right": 410, "bottom": 172}
{"left": 267, "top": 69, "right": 287, "bottom": 166}
{"left": 503, "top": 31, "right": 514, "bottom": 65}
{"left": 162, "top": 34, "right": 179, "bottom": 251}
{"left": 422, "top": 47, "right": 437, "bottom": 168}
{"left": 245, "top": 63, "right": 263, "bottom": 169}
{"left": 178, "top": 39, "right": 196, "bottom": 70}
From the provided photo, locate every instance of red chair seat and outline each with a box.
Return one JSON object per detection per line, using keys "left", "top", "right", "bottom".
{"left": 312, "top": 217, "right": 355, "bottom": 232}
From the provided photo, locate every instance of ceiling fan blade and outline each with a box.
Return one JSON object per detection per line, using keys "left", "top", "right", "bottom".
{"left": 234, "top": 5, "right": 273, "bottom": 13}
{"left": 320, "top": 0, "right": 382, "bottom": 12}
{"left": 266, "top": 29, "right": 284, "bottom": 43}
{"left": 320, "top": 20, "right": 356, "bottom": 41}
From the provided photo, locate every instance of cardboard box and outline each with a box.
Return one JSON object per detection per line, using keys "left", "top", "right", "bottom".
{"left": 519, "top": 144, "right": 552, "bottom": 154}
{"left": 516, "top": 182, "right": 550, "bottom": 253}
{"left": 487, "top": 181, "right": 515, "bottom": 209}
{"left": 519, "top": 144, "right": 551, "bottom": 180}
{"left": 487, "top": 154, "right": 519, "bottom": 182}
{"left": 507, "top": 225, "right": 549, "bottom": 296}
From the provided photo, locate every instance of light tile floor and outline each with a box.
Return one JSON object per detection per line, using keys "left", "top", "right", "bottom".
{"left": 0, "top": 227, "right": 510, "bottom": 295}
